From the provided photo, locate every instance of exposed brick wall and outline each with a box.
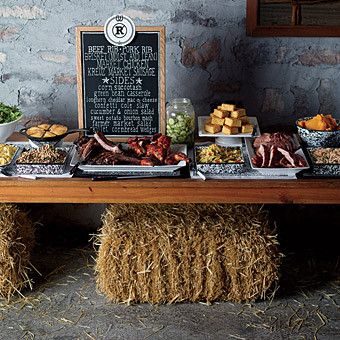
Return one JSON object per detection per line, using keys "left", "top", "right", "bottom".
{"left": 0, "top": 0, "right": 339, "bottom": 130}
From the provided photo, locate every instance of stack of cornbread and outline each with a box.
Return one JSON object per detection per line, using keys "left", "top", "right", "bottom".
{"left": 204, "top": 103, "right": 254, "bottom": 135}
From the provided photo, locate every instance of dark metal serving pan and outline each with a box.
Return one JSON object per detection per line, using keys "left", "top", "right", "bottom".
{"left": 19, "top": 127, "right": 90, "bottom": 143}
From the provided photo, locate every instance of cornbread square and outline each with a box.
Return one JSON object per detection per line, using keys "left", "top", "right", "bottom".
{"left": 221, "top": 103, "right": 236, "bottom": 111}
{"left": 211, "top": 115, "right": 225, "bottom": 126}
{"left": 240, "top": 116, "right": 250, "bottom": 124}
{"left": 230, "top": 109, "right": 246, "bottom": 118}
{"left": 224, "top": 117, "right": 242, "bottom": 127}
{"left": 213, "top": 109, "right": 228, "bottom": 119}
{"left": 241, "top": 124, "right": 254, "bottom": 134}
{"left": 217, "top": 106, "right": 230, "bottom": 113}
{"left": 205, "top": 123, "right": 222, "bottom": 134}
{"left": 222, "top": 125, "right": 239, "bottom": 135}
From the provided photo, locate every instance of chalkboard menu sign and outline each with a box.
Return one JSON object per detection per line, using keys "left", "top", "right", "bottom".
{"left": 76, "top": 26, "right": 165, "bottom": 140}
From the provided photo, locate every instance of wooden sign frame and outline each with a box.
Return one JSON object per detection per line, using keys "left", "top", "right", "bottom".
{"left": 76, "top": 26, "right": 166, "bottom": 141}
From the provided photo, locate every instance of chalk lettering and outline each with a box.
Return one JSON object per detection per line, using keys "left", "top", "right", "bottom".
{"left": 81, "top": 31, "right": 160, "bottom": 136}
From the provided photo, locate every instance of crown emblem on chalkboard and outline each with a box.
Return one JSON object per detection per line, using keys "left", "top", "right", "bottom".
{"left": 104, "top": 14, "right": 136, "bottom": 46}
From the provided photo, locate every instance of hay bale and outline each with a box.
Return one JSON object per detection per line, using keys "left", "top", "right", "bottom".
{"left": 95, "top": 204, "right": 281, "bottom": 304}
{"left": 0, "top": 204, "right": 35, "bottom": 300}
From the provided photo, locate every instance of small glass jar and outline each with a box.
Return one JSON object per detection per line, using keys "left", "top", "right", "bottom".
{"left": 166, "top": 98, "right": 195, "bottom": 147}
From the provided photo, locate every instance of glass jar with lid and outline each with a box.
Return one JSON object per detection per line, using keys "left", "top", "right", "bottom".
{"left": 166, "top": 98, "right": 195, "bottom": 147}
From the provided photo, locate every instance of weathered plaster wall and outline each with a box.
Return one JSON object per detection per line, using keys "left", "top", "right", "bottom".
{"left": 0, "top": 0, "right": 339, "bottom": 131}
{"left": 0, "top": 1, "right": 339, "bottom": 228}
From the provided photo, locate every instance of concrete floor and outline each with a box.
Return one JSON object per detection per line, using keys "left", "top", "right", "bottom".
{"left": 0, "top": 205, "right": 339, "bottom": 339}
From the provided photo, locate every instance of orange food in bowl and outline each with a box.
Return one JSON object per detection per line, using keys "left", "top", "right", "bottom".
{"left": 298, "top": 114, "right": 339, "bottom": 131}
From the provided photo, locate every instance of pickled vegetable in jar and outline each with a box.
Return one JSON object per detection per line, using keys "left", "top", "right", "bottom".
{"left": 166, "top": 98, "right": 195, "bottom": 147}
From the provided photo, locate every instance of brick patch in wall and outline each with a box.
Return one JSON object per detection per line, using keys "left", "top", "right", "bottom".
{"left": 299, "top": 49, "right": 340, "bottom": 66}
{"left": 172, "top": 9, "right": 217, "bottom": 27}
{"left": 123, "top": 8, "right": 158, "bottom": 20}
{"left": 0, "top": 72, "right": 44, "bottom": 83}
{"left": 53, "top": 74, "right": 77, "bottom": 85}
{"left": 181, "top": 38, "right": 221, "bottom": 69}
{"left": 0, "top": 26, "right": 18, "bottom": 41}
{"left": 0, "top": 52, "right": 7, "bottom": 64}
{"left": 39, "top": 51, "right": 69, "bottom": 64}
{"left": 0, "top": 5, "right": 45, "bottom": 20}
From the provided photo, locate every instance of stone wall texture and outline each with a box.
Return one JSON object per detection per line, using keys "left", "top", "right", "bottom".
{"left": 0, "top": 0, "right": 339, "bottom": 130}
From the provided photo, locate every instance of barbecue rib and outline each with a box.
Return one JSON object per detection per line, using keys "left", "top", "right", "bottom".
{"left": 75, "top": 133, "right": 189, "bottom": 166}
{"left": 94, "top": 131, "right": 122, "bottom": 153}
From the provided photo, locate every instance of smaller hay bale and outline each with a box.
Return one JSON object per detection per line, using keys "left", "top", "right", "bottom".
{"left": 95, "top": 204, "right": 281, "bottom": 304}
{"left": 0, "top": 204, "right": 35, "bottom": 300}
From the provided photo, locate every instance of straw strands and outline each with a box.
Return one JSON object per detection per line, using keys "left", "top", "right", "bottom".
{"left": 95, "top": 204, "right": 281, "bottom": 304}
{"left": 0, "top": 204, "right": 35, "bottom": 300}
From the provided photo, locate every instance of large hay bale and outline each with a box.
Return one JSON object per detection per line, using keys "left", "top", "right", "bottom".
{"left": 0, "top": 204, "right": 35, "bottom": 300}
{"left": 95, "top": 204, "right": 281, "bottom": 304}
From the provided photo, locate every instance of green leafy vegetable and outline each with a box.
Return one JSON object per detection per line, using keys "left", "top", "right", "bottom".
{"left": 0, "top": 102, "right": 22, "bottom": 124}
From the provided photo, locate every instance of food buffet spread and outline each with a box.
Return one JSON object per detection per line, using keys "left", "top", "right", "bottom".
{"left": 0, "top": 103, "right": 339, "bottom": 182}
{"left": 0, "top": 23, "right": 339, "bottom": 205}
{"left": 1, "top": 97, "right": 339, "bottom": 205}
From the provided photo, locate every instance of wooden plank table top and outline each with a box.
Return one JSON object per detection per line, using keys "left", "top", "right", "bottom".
{"left": 1, "top": 176, "right": 340, "bottom": 204}
{"left": 1, "top": 133, "right": 340, "bottom": 204}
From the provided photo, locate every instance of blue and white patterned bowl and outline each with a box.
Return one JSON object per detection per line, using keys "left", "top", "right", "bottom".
{"left": 296, "top": 117, "right": 340, "bottom": 148}
{"left": 194, "top": 145, "right": 245, "bottom": 175}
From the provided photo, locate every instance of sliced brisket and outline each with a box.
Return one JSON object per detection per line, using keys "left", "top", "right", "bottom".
{"left": 252, "top": 132, "right": 306, "bottom": 168}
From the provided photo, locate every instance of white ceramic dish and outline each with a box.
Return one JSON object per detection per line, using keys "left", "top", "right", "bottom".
{"left": 0, "top": 116, "right": 22, "bottom": 142}
{"left": 245, "top": 137, "right": 309, "bottom": 177}
{"left": 70, "top": 144, "right": 188, "bottom": 173}
{"left": 198, "top": 116, "right": 260, "bottom": 138}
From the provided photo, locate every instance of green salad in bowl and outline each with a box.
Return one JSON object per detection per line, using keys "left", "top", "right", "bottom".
{"left": 0, "top": 102, "right": 22, "bottom": 124}
{"left": 0, "top": 102, "right": 23, "bottom": 142}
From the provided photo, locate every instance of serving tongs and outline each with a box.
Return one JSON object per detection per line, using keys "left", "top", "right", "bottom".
{"left": 0, "top": 167, "right": 12, "bottom": 177}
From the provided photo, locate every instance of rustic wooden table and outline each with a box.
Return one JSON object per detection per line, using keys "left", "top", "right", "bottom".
{"left": 1, "top": 134, "right": 340, "bottom": 204}
{"left": 1, "top": 177, "right": 340, "bottom": 204}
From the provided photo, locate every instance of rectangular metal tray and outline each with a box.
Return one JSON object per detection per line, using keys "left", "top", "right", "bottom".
{"left": 15, "top": 146, "right": 70, "bottom": 175}
{"left": 70, "top": 144, "right": 188, "bottom": 173}
{"left": 0, "top": 144, "right": 20, "bottom": 168}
